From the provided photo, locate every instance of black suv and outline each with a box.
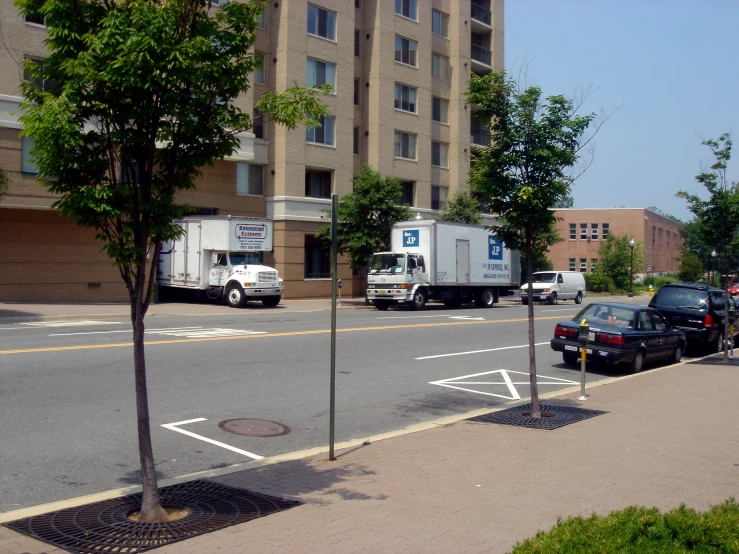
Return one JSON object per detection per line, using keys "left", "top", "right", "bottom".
{"left": 648, "top": 282, "right": 736, "bottom": 351}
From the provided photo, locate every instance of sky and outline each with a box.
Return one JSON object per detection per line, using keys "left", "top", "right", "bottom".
{"left": 505, "top": 0, "right": 739, "bottom": 222}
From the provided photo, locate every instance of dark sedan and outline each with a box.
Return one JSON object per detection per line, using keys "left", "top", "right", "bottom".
{"left": 550, "top": 303, "right": 686, "bottom": 373}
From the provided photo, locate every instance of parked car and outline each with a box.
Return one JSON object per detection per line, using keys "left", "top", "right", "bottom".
{"left": 550, "top": 303, "right": 686, "bottom": 373}
{"left": 728, "top": 284, "right": 739, "bottom": 296}
{"left": 648, "top": 282, "right": 736, "bottom": 352}
{"left": 520, "top": 271, "right": 586, "bottom": 305}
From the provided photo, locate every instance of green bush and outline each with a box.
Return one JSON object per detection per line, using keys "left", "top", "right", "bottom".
{"left": 643, "top": 275, "right": 681, "bottom": 289}
{"left": 512, "top": 498, "right": 739, "bottom": 554}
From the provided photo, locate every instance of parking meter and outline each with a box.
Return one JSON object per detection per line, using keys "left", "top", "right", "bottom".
{"left": 578, "top": 318, "right": 589, "bottom": 347}
{"left": 577, "top": 318, "right": 589, "bottom": 400}
{"left": 337, "top": 279, "right": 343, "bottom": 290}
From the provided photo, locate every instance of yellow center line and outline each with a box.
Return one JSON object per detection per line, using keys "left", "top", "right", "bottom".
{"left": 0, "top": 316, "right": 564, "bottom": 356}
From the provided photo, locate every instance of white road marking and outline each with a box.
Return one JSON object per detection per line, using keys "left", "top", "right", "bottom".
{"left": 540, "top": 308, "right": 580, "bottom": 312}
{"left": 19, "top": 320, "right": 124, "bottom": 328}
{"left": 161, "top": 418, "right": 264, "bottom": 460}
{"left": 49, "top": 326, "right": 267, "bottom": 338}
{"left": 430, "top": 369, "right": 579, "bottom": 400}
{"left": 377, "top": 315, "right": 455, "bottom": 320}
{"left": 415, "top": 342, "right": 549, "bottom": 360}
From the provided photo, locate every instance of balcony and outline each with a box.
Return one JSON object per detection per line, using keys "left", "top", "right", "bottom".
{"left": 470, "top": 127, "right": 490, "bottom": 147}
{"left": 471, "top": 2, "right": 492, "bottom": 27}
{"left": 470, "top": 43, "right": 492, "bottom": 73}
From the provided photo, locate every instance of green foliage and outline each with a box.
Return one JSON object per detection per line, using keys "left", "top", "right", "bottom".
{"left": 678, "top": 252, "right": 705, "bottom": 283}
{"left": 584, "top": 271, "right": 612, "bottom": 293}
{"left": 0, "top": 165, "right": 8, "bottom": 199}
{"left": 512, "top": 497, "right": 739, "bottom": 554}
{"left": 646, "top": 206, "right": 685, "bottom": 225}
{"left": 554, "top": 194, "right": 574, "bottom": 209}
{"left": 315, "top": 165, "right": 412, "bottom": 271}
{"left": 643, "top": 274, "right": 681, "bottom": 289}
{"left": 593, "top": 234, "right": 646, "bottom": 290}
{"left": 436, "top": 191, "right": 482, "bottom": 225}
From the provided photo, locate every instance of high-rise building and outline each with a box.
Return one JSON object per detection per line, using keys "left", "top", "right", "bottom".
{"left": 0, "top": 0, "right": 504, "bottom": 302}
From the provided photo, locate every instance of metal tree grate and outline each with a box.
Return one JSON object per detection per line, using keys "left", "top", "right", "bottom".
{"left": 467, "top": 404, "right": 608, "bottom": 431}
{"left": 4, "top": 480, "right": 301, "bottom": 553}
{"left": 687, "top": 355, "right": 739, "bottom": 366}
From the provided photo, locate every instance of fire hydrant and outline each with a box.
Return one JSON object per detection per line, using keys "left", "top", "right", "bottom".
{"left": 648, "top": 284, "right": 654, "bottom": 296}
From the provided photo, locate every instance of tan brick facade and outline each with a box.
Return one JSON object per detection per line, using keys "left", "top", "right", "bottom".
{"left": 0, "top": 0, "right": 503, "bottom": 302}
{"left": 548, "top": 208, "right": 684, "bottom": 276}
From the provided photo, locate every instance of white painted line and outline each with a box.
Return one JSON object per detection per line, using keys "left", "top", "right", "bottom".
{"left": 500, "top": 370, "right": 521, "bottom": 400}
{"left": 50, "top": 326, "right": 204, "bottom": 336}
{"left": 540, "top": 308, "right": 580, "bottom": 312}
{"left": 161, "top": 418, "right": 264, "bottom": 460}
{"left": 49, "top": 327, "right": 267, "bottom": 338}
{"left": 430, "top": 369, "right": 579, "bottom": 400}
{"left": 20, "top": 320, "right": 124, "bottom": 328}
{"left": 449, "top": 316, "right": 485, "bottom": 321}
{"left": 377, "top": 315, "right": 454, "bottom": 320}
{"left": 416, "top": 342, "right": 549, "bottom": 360}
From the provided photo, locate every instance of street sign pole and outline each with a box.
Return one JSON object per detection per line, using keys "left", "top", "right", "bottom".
{"left": 328, "top": 194, "right": 338, "bottom": 461}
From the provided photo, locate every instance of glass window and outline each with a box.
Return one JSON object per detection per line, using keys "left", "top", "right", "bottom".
{"left": 306, "top": 57, "right": 336, "bottom": 91}
{"left": 569, "top": 223, "right": 576, "bottom": 240}
{"left": 305, "top": 235, "right": 331, "bottom": 278}
{"left": 353, "top": 127, "right": 360, "bottom": 155}
{"left": 432, "top": 97, "right": 449, "bottom": 123}
{"left": 354, "top": 29, "right": 360, "bottom": 57}
{"left": 602, "top": 223, "right": 610, "bottom": 239}
{"left": 307, "top": 4, "right": 336, "bottom": 40}
{"left": 394, "top": 131, "right": 417, "bottom": 160}
{"left": 431, "top": 141, "right": 448, "bottom": 168}
{"left": 21, "top": 137, "right": 38, "bottom": 174}
{"left": 306, "top": 116, "right": 335, "bottom": 146}
{"left": 432, "top": 9, "right": 449, "bottom": 37}
{"left": 569, "top": 258, "right": 576, "bottom": 271}
{"left": 394, "top": 83, "right": 417, "bottom": 113}
{"left": 395, "top": 0, "right": 417, "bottom": 20}
{"left": 398, "top": 181, "right": 414, "bottom": 206}
{"left": 395, "top": 35, "right": 417, "bottom": 67}
{"left": 254, "top": 53, "right": 265, "bottom": 85}
{"left": 432, "top": 186, "right": 448, "bottom": 211}
{"left": 305, "top": 170, "right": 332, "bottom": 198}
{"left": 256, "top": 4, "right": 267, "bottom": 29}
{"left": 354, "top": 78, "right": 360, "bottom": 106}
{"left": 252, "top": 108, "right": 264, "bottom": 139}
{"left": 649, "top": 312, "right": 667, "bottom": 331}
{"left": 591, "top": 258, "right": 598, "bottom": 271}
{"left": 23, "top": 57, "right": 56, "bottom": 92}
{"left": 432, "top": 53, "right": 450, "bottom": 81}
{"left": 580, "top": 259, "right": 587, "bottom": 273}
{"left": 580, "top": 223, "right": 587, "bottom": 239}
{"left": 591, "top": 223, "right": 599, "bottom": 240}
{"left": 355, "top": 0, "right": 360, "bottom": 8}
{"left": 236, "top": 163, "right": 264, "bottom": 195}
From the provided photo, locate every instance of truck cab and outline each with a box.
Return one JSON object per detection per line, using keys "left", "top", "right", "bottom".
{"left": 208, "top": 251, "right": 283, "bottom": 308}
{"left": 367, "top": 252, "right": 428, "bottom": 310}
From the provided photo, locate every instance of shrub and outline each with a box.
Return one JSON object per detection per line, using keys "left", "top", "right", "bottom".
{"left": 512, "top": 498, "right": 739, "bottom": 554}
{"left": 643, "top": 275, "right": 681, "bottom": 289}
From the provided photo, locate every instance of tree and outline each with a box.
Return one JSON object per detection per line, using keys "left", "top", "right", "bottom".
{"left": 519, "top": 225, "right": 558, "bottom": 283}
{"left": 677, "top": 134, "right": 739, "bottom": 361}
{"left": 646, "top": 206, "right": 684, "bottom": 225}
{"left": 17, "top": 0, "right": 327, "bottom": 522}
{"left": 466, "top": 71, "right": 595, "bottom": 418}
{"left": 593, "top": 234, "right": 646, "bottom": 290}
{"left": 437, "top": 191, "right": 482, "bottom": 225}
{"left": 554, "top": 194, "right": 574, "bottom": 209}
{"left": 315, "top": 164, "right": 411, "bottom": 272}
{"left": 678, "top": 252, "right": 705, "bottom": 283}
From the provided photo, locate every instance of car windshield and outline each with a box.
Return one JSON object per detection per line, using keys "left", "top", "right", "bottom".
{"left": 229, "top": 252, "right": 262, "bottom": 266}
{"left": 369, "top": 254, "right": 406, "bottom": 274}
{"left": 573, "top": 304, "right": 637, "bottom": 330}
{"left": 532, "top": 272, "right": 557, "bottom": 283}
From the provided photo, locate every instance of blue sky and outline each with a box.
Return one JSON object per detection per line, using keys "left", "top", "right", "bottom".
{"left": 505, "top": 0, "right": 739, "bottom": 222}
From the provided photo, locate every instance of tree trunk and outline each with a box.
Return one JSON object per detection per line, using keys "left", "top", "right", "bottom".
{"left": 526, "top": 226, "right": 541, "bottom": 418}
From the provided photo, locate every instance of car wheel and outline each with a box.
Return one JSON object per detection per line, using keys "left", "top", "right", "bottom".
{"left": 374, "top": 300, "right": 391, "bottom": 311}
{"left": 409, "top": 289, "right": 426, "bottom": 310}
{"left": 521, "top": 298, "right": 529, "bottom": 305}
{"left": 549, "top": 293, "right": 558, "bottom": 305}
{"left": 563, "top": 352, "right": 579, "bottom": 366}
{"left": 671, "top": 343, "right": 683, "bottom": 364}
{"left": 475, "top": 288, "right": 495, "bottom": 308}
{"left": 226, "top": 283, "right": 246, "bottom": 308}
{"left": 630, "top": 349, "right": 645, "bottom": 374}
{"left": 575, "top": 292, "right": 583, "bottom": 304}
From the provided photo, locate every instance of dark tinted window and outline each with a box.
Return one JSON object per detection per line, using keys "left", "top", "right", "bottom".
{"left": 654, "top": 287, "right": 708, "bottom": 308}
{"left": 710, "top": 291, "right": 726, "bottom": 310}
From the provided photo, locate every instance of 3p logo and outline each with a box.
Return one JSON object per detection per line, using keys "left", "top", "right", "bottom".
{"left": 403, "top": 230, "right": 420, "bottom": 247}
{"left": 488, "top": 236, "right": 503, "bottom": 260}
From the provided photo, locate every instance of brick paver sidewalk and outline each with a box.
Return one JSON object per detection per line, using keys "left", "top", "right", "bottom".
{"left": 2, "top": 358, "right": 737, "bottom": 553}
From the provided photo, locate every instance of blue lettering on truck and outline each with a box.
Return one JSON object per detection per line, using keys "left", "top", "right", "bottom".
{"left": 488, "top": 236, "right": 503, "bottom": 260}
{"left": 403, "top": 230, "right": 420, "bottom": 247}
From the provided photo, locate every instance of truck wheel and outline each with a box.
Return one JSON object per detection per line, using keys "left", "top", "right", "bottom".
{"left": 261, "top": 296, "right": 281, "bottom": 307}
{"left": 374, "top": 300, "right": 391, "bottom": 311}
{"left": 409, "top": 289, "right": 427, "bottom": 310}
{"left": 575, "top": 292, "right": 583, "bottom": 304}
{"left": 475, "top": 288, "right": 495, "bottom": 308}
{"left": 226, "top": 284, "right": 246, "bottom": 308}
{"left": 549, "top": 292, "right": 558, "bottom": 305}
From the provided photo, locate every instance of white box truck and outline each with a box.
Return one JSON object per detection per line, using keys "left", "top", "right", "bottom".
{"left": 367, "top": 220, "right": 520, "bottom": 310}
{"left": 157, "top": 216, "right": 283, "bottom": 308}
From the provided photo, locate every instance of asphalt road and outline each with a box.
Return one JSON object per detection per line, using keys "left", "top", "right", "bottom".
{"left": 0, "top": 297, "right": 674, "bottom": 512}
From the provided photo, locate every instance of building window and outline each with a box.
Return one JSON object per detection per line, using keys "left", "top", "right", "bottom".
{"left": 431, "top": 141, "right": 448, "bottom": 168}
{"left": 602, "top": 223, "right": 610, "bottom": 239}
{"left": 569, "top": 258, "right": 576, "bottom": 271}
{"left": 432, "top": 53, "right": 450, "bottom": 81}
{"left": 306, "top": 57, "right": 336, "bottom": 91}
{"left": 354, "top": 29, "right": 360, "bottom": 57}
{"left": 253, "top": 108, "right": 264, "bottom": 139}
{"left": 591, "top": 223, "right": 598, "bottom": 240}
{"left": 355, "top": 0, "right": 360, "bottom": 8}
{"left": 305, "top": 235, "right": 331, "bottom": 279}
{"left": 306, "top": 116, "right": 335, "bottom": 146}
{"left": 305, "top": 170, "right": 332, "bottom": 198}
{"left": 395, "top": 0, "right": 417, "bottom": 20}
{"left": 591, "top": 259, "right": 598, "bottom": 272}
{"left": 21, "top": 137, "right": 38, "bottom": 174}
{"left": 236, "top": 163, "right": 264, "bottom": 196}
{"left": 353, "top": 127, "right": 360, "bottom": 155}
{"left": 432, "top": 9, "right": 449, "bottom": 37}
{"left": 23, "top": 57, "right": 56, "bottom": 92}
{"left": 307, "top": 4, "right": 336, "bottom": 41}
{"left": 354, "top": 78, "right": 360, "bottom": 106}
{"left": 394, "top": 131, "right": 417, "bottom": 160}
{"left": 398, "top": 181, "right": 415, "bottom": 206}
{"left": 395, "top": 35, "right": 417, "bottom": 67}
{"left": 254, "top": 53, "right": 265, "bottom": 85}
{"left": 580, "top": 259, "right": 587, "bottom": 273}
{"left": 432, "top": 97, "right": 449, "bottom": 124}
{"left": 580, "top": 223, "right": 587, "bottom": 240}
{"left": 394, "top": 83, "right": 417, "bottom": 113}
{"left": 432, "top": 186, "right": 448, "bottom": 211}
{"left": 256, "top": 4, "right": 267, "bottom": 29}
{"left": 569, "top": 223, "right": 576, "bottom": 240}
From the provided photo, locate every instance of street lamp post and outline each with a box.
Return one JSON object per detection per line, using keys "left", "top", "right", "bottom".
{"left": 628, "top": 238, "right": 635, "bottom": 297}
{"left": 711, "top": 250, "right": 717, "bottom": 286}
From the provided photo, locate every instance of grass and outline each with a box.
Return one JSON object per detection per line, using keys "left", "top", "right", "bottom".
{"left": 511, "top": 498, "right": 739, "bottom": 554}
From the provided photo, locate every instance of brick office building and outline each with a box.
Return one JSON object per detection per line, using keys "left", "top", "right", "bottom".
{"left": 0, "top": 0, "right": 504, "bottom": 303}
{"left": 547, "top": 208, "right": 684, "bottom": 276}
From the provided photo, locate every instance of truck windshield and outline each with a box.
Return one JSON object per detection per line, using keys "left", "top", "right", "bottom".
{"left": 369, "top": 254, "right": 406, "bottom": 274}
{"left": 229, "top": 252, "right": 261, "bottom": 266}
{"left": 532, "top": 272, "right": 557, "bottom": 283}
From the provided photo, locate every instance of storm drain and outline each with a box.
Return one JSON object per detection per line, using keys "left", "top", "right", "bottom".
{"left": 218, "top": 418, "right": 291, "bottom": 437}
{"left": 688, "top": 355, "right": 739, "bottom": 366}
{"left": 4, "top": 480, "right": 301, "bottom": 553}
{"left": 467, "top": 404, "right": 608, "bottom": 431}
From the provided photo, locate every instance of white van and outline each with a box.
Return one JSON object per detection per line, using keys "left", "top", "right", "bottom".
{"left": 520, "top": 271, "right": 586, "bottom": 305}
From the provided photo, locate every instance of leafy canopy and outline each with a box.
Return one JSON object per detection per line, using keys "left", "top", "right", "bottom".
{"left": 436, "top": 190, "right": 482, "bottom": 225}
{"left": 593, "top": 233, "right": 645, "bottom": 290}
{"left": 315, "top": 165, "right": 411, "bottom": 271}
{"left": 678, "top": 252, "right": 705, "bottom": 283}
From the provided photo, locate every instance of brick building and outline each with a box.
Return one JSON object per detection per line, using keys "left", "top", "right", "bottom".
{"left": 548, "top": 208, "right": 684, "bottom": 276}
{"left": 0, "top": 0, "right": 504, "bottom": 303}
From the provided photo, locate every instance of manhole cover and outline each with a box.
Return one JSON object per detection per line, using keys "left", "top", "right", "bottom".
{"left": 218, "top": 418, "right": 290, "bottom": 437}
{"left": 467, "top": 404, "right": 608, "bottom": 431}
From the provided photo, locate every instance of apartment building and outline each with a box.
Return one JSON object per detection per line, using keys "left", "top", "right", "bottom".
{"left": 0, "top": 0, "right": 504, "bottom": 302}
{"left": 548, "top": 208, "right": 684, "bottom": 276}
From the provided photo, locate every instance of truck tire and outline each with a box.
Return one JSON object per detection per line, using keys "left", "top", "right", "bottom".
{"left": 475, "top": 288, "right": 495, "bottom": 308}
{"left": 549, "top": 292, "right": 558, "bottom": 305}
{"left": 374, "top": 300, "right": 391, "bottom": 311}
{"left": 226, "top": 283, "right": 246, "bottom": 308}
{"left": 409, "top": 288, "right": 427, "bottom": 310}
{"left": 261, "top": 296, "right": 281, "bottom": 307}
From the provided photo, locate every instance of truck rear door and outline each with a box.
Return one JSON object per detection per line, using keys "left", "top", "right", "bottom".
{"left": 456, "top": 240, "right": 470, "bottom": 284}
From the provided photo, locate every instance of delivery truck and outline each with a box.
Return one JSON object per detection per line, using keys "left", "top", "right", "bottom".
{"left": 366, "top": 220, "right": 520, "bottom": 310}
{"left": 157, "top": 216, "right": 283, "bottom": 308}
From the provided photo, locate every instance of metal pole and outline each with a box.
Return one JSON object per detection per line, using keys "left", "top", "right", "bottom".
{"left": 628, "top": 247, "right": 634, "bottom": 297}
{"left": 578, "top": 345, "right": 588, "bottom": 401}
{"left": 328, "top": 194, "right": 338, "bottom": 461}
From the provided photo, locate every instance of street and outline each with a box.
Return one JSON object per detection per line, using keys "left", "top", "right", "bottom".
{"left": 0, "top": 297, "right": 670, "bottom": 513}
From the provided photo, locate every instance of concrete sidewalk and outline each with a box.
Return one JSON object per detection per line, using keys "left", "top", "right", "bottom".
{"left": 1, "top": 354, "right": 737, "bottom": 553}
